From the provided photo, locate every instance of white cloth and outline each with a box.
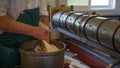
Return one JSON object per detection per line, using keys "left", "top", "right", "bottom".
{"left": 0, "top": 0, "right": 48, "bottom": 35}
{"left": 0, "top": 0, "right": 48, "bottom": 19}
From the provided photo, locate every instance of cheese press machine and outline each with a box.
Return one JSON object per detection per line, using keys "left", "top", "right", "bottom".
{"left": 47, "top": 6, "right": 120, "bottom": 68}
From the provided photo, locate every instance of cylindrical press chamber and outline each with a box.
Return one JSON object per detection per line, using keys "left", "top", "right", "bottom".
{"left": 52, "top": 11, "right": 120, "bottom": 52}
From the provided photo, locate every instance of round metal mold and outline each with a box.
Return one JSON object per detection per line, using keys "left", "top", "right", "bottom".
{"left": 98, "top": 20, "right": 120, "bottom": 50}
{"left": 113, "top": 24, "right": 120, "bottom": 52}
{"left": 59, "top": 11, "right": 74, "bottom": 29}
{"left": 79, "top": 15, "right": 97, "bottom": 37}
{"left": 66, "top": 13, "right": 84, "bottom": 33}
{"left": 74, "top": 14, "right": 88, "bottom": 35}
{"left": 52, "top": 11, "right": 65, "bottom": 27}
{"left": 85, "top": 17, "right": 109, "bottom": 43}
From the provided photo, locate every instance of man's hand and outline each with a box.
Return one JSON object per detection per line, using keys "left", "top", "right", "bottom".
{"left": 31, "top": 26, "right": 49, "bottom": 41}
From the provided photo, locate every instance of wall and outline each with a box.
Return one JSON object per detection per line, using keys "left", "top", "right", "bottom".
{"left": 95, "top": 0, "right": 120, "bottom": 16}
{"left": 56, "top": 0, "right": 120, "bottom": 16}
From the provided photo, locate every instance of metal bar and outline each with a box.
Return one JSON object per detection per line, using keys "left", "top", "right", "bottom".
{"left": 65, "top": 41, "right": 107, "bottom": 68}
{"left": 65, "top": 39, "right": 116, "bottom": 65}
{"left": 55, "top": 27, "right": 120, "bottom": 59}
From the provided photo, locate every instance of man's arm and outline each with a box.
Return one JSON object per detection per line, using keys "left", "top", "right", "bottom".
{"left": 0, "top": 15, "right": 49, "bottom": 40}
{"left": 0, "top": 16, "right": 35, "bottom": 35}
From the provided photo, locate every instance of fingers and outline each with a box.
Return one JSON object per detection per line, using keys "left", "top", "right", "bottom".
{"left": 32, "top": 26, "right": 49, "bottom": 41}
{"left": 39, "top": 31, "right": 49, "bottom": 41}
{"left": 43, "top": 30, "right": 49, "bottom": 35}
{"left": 40, "top": 36, "right": 49, "bottom": 41}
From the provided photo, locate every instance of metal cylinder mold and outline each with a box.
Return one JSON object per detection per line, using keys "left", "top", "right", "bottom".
{"left": 52, "top": 11, "right": 65, "bottom": 27}
{"left": 80, "top": 15, "right": 97, "bottom": 37}
{"left": 85, "top": 17, "right": 109, "bottom": 43}
{"left": 74, "top": 14, "right": 87, "bottom": 35}
{"left": 66, "top": 13, "right": 84, "bottom": 33}
{"left": 113, "top": 24, "right": 120, "bottom": 52}
{"left": 98, "top": 20, "right": 120, "bottom": 50}
{"left": 59, "top": 11, "right": 74, "bottom": 29}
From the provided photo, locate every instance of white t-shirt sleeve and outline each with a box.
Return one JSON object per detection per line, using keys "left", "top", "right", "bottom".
{"left": 39, "top": 0, "right": 48, "bottom": 16}
{"left": 0, "top": 0, "right": 8, "bottom": 34}
{"left": 0, "top": 0, "right": 8, "bottom": 16}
